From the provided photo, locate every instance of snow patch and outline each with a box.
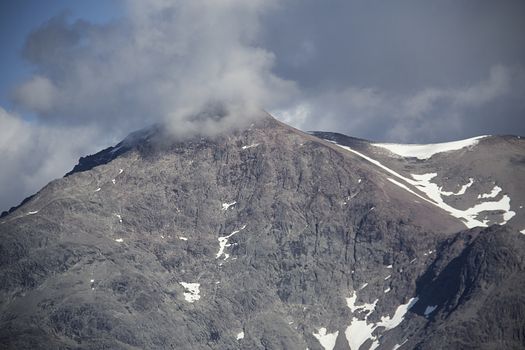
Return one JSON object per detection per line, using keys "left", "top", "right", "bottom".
{"left": 241, "top": 143, "right": 259, "bottom": 150}
{"left": 114, "top": 213, "right": 122, "bottom": 223}
{"left": 345, "top": 291, "right": 418, "bottom": 350}
{"left": 372, "top": 135, "right": 488, "bottom": 160}
{"left": 384, "top": 275, "right": 391, "bottom": 280}
{"left": 216, "top": 225, "right": 246, "bottom": 260}
{"left": 520, "top": 229, "right": 525, "bottom": 235}
{"left": 478, "top": 186, "right": 502, "bottom": 199}
{"left": 111, "top": 179, "right": 116, "bottom": 184}
{"left": 424, "top": 305, "right": 438, "bottom": 317}
{"left": 180, "top": 282, "right": 200, "bottom": 303}
{"left": 331, "top": 142, "right": 515, "bottom": 228}
{"left": 222, "top": 201, "right": 237, "bottom": 210}
{"left": 236, "top": 331, "right": 245, "bottom": 340}
{"left": 387, "top": 178, "right": 425, "bottom": 201}
{"left": 392, "top": 339, "right": 408, "bottom": 350}
{"left": 118, "top": 168, "right": 123, "bottom": 175}
{"left": 90, "top": 279, "right": 95, "bottom": 283}
{"left": 115, "top": 238, "right": 123, "bottom": 242}
{"left": 346, "top": 291, "right": 360, "bottom": 313}
{"left": 346, "top": 291, "right": 377, "bottom": 315}
{"left": 179, "top": 236, "right": 188, "bottom": 241}
{"left": 441, "top": 178, "right": 474, "bottom": 196}
{"left": 409, "top": 173, "right": 515, "bottom": 227}
{"left": 27, "top": 211, "right": 38, "bottom": 215}
{"left": 94, "top": 188, "right": 101, "bottom": 192}
{"left": 386, "top": 265, "right": 393, "bottom": 269}
{"left": 377, "top": 297, "right": 419, "bottom": 330}
{"left": 313, "top": 328, "right": 339, "bottom": 350}
{"left": 384, "top": 288, "right": 391, "bottom": 293}
{"left": 345, "top": 317, "right": 378, "bottom": 350}
{"left": 359, "top": 283, "right": 368, "bottom": 290}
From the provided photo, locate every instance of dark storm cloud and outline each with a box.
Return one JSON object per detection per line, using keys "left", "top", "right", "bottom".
{"left": 275, "top": 64, "right": 525, "bottom": 142}
{"left": 264, "top": 0, "right": 525, "bottom": 141}
{"left": 263, "top": 0, "right": 525, "bottom": 90}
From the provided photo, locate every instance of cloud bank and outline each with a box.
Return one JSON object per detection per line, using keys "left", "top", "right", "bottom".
{"left": 13, "top": 0, "right": 296, "bottom": 137}
{"left": 0, "top": 107, "right": 102, "bottom": 212}
{"left": 3, "top": 0, "right": 297, "bottom": 212}
{"left": 275, "top": 65, "right": 525, "bottom": 142}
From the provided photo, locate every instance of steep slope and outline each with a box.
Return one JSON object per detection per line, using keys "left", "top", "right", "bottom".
{"left": 0, "top": 116, "right": 523, "bottom": 350}
{"left": 409, "top": 224, "right": 525, "bottom": 350}
{"left": 313, "top": 132, "right": 524, "bottom": 230}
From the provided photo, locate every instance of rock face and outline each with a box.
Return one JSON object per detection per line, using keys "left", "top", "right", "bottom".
{"left": 0, "top": 116, "right": 523, "bottom": 349}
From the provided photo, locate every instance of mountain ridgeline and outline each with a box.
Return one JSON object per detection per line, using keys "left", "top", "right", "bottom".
{"left": 0, "top": 116, "right": 524, "bottom": 349}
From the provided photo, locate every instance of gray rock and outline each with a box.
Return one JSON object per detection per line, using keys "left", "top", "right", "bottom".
{"left": 0, "top": 115, "right": 523, "bottom": 349}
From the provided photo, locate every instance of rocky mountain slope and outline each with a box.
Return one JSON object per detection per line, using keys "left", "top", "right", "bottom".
{"left": 0, "top": 116, "right": 523, "bottom": 349}
{"left": 312, "top": 132, "right": 524, "bottom": 230}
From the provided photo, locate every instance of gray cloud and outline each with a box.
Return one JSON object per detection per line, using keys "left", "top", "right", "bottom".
{"left": 3, "top": 0, "right": 525, "bottom": 212}
{"left": 274, "top": 64, "right": 525, "bottom": 142}
{"left": 13, "top": 0, "right": 297, "bottom": 137}
{"left": 264, "top": 0, "right": 525, "bottom": 141}
{"left": 263, "top": 0, "right": 525, "bottom": 91}
{"left": 4, "top": 0, "right": 298, "bottom": 211}
{"left": 0, "top": 107, "right": 103, "bottom": 212}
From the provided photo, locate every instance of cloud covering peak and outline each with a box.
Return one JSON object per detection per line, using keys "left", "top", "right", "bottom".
{"left": 13, "top": 0, "right": 296, "bottom": 137}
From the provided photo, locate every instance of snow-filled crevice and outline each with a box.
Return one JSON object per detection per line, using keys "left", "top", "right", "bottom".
{"left": 331, "top": 142, "right": 515, "bottom": 228}
{"left": 180, "top": 282, "right": 200, "bottom": 303}
{"left": 345, "top": 291, "right": 418, "bottom": 350}
{"left": 313, "top": 327, "right": 339, "bottom": 350}
{"left": 216, "top": 225, "right": 246, "bottom": 260}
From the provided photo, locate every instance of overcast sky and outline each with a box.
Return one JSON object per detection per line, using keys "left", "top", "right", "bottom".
{"left": 1, "top": 0, "right": 524, "bottom": 212}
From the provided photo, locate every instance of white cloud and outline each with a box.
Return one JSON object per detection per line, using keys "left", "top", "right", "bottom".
{"left": 275, "top": 64, "right": 523, "bottom": 142}
{"left": 0, "top": 107, "right": 101, "bottom": 212}
{"left": 3, "top": 0, "right": 300, "bottom": 211}
{"left": 403, "top": 65, "right": 512, "bottom": 118}
{"left": 13, "top": 76, "right": 58, "bottom": 113}
{"left": 13, "top": 0, "right": 297, "bottom": 137}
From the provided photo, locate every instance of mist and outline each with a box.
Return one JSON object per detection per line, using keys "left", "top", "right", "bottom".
{"left": 13, "top": 0, "right": 296, "bottom": 137}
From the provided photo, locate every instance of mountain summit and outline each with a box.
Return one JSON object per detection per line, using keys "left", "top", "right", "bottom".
{"left": 1, "top": 115, "right": 524, "bottom": 349}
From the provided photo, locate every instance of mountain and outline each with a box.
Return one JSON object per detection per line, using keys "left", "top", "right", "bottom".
{"left": 312, "top": 132, "right": 524, "bottom": 230}
{"left": 0, "top": 115, "right": 523, "bottom": 350}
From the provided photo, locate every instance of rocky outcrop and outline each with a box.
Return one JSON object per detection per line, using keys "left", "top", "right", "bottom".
{"left": 408, "top": 225, "right": 525, "bottom": 349}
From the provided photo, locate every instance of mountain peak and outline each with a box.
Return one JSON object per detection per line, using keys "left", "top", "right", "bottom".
{"left": 0, "top": 117, "right": 524, "bottom": 349}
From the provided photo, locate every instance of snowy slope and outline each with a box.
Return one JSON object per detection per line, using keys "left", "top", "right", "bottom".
{"left": 372, "top": 136, "right": 489, "bottom": 160}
